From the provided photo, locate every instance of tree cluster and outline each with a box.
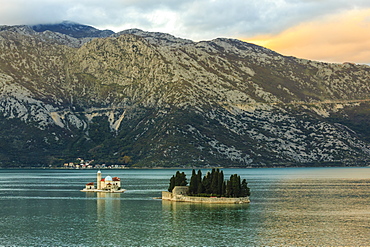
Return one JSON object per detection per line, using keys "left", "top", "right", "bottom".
{"left": 168, "top": 169, "right": 250, "bottom": 198}
{"left": 168, "top": 171, "right": 187, "bottom": 192}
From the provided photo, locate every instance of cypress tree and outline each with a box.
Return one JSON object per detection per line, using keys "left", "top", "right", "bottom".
{"left": 203, "top": 172, "right": 212, "bottom": 194}
{"left": 229, "top": 174, "right": 241, "bottom": 197}
{"left": 168, "top": 169, "right": 250, "bottom": 198}
{"left": 221, "top": 181, "right": 226, "bottom": 197}
{"left": 168, "top": 175, "right": 175, "bottom": 192}
{"left": 240, "top": 179, "right": 250, "bottom": 197}
{"left": 189, "top": 169, "right": 198, "bottom": 195}
{"left": 174, "top": 171, "right": 180, "bottom": 187}
{"left": 226, "top": 180, "right": 232, "bottom": 197}
{"left": 210, "top": 169, "right": 219, "bottom": 195}
{"left": 177, "top": 171, "right": 187, "bottom": 186}
{"left": 169, "top": 171, "right": 188, "bottom": 192}
{"left": 197, "top": 170, "right": 203, "bottom": 194}
{"left": 197, "top": 170, "right": 202, "bottom": 188}
{"left": 234, "top": 174, "right": 241, "bottom": 197}
{"left": 218, "top": 170, "right": 224, "bottom": 196}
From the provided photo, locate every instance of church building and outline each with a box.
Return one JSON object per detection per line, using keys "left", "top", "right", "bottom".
{"left": 81, "top": 171, "right": 125, "bottom": 193}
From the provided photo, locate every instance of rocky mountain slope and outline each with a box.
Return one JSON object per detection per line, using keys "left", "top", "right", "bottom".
{"left": 0, "top": 22, "right": 370, "bottom": 167}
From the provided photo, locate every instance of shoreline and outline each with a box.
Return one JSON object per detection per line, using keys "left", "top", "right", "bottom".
{"left": 161, "top": 192, "right": 250, "bottom": 204}
{"left": 80, "top": 189, "right": 126, "bottom": 193}
{"left": 162, "top": 196, "right": 251, "bottom": 204}
{"left": 0, "top": 165, "right": 369, "bottom": 170}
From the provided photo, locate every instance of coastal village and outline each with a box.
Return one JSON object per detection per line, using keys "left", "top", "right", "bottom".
{"left": 63, "top": 158, "right": 127, "bottom": 169}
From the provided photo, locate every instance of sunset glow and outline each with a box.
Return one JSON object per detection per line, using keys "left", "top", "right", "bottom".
{"left": 246, "top": 9, "right": 370, "bottom": 64}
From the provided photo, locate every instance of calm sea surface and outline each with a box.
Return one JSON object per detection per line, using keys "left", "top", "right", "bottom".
{"left": 0, "top": 167, "right": 369, "bottom": 246}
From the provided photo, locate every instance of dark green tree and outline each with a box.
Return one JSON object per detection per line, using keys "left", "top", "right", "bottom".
{"left": 169, "top": 169, "right": 250, "bottom": 198}
{"left": 168, "top": 171, "right": 188, "bottom": 192}
{"left": 226, "top": 179, "right": 232, "bottom": 197}
{"left": 189, "top": 169, "right": 198, "bottom": 195}
{"left": 218, "top": 170, "right": 225, "bottom": 196}
{"left": 210, "top": 169, "right": 219, "bottom": 195}
{"left": 221, "top": 180, "right": 226, "bottom": 197}
{"left": 231, "top": 174, "right": 241, "bottom": 197}
{"left": 240, "top": 179, "right": 251, "bottom": 197}
{"left": 202, "top": 171, "right": 212, "bottom": 194}
{"left": 235, "top": 174, "right": 242, "bottom": 197}
{"left": 226, "top": 174, "right": 242, "bottom": 197}
{"left": 197, "top": 170, "right": 204, "bottom": 194}
{"left": 174, "top": 171, "right": 187, "bottom": 187}
{"left": 168, "top": 175, "right": 176, "bottom": 192}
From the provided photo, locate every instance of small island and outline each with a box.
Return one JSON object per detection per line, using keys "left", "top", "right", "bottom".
{"left": 162, "top": 169, "right": 250, "bottom": 204}
{"left": 81, "top": 170, "right": 126, "bottom": 193}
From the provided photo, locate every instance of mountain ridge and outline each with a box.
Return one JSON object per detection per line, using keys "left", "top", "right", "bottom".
{"left": 31, "top": 21, "right": 115, "bottom": 38}
{"left": 0, "top": 22, "right": 370, "bottom": 167}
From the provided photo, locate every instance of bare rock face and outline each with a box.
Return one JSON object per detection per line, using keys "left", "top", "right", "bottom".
{"left": 0, "top": 22, "right": 370, "bottom": 167}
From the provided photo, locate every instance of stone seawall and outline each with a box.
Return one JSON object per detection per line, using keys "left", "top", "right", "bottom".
{"left": 162, "top": 191, "right": 172, "bottom": 200}
{"left": 161, "top": 191, "right": 250, "bottom": 204}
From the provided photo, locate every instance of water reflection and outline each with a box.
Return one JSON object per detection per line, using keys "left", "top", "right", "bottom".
{"left": 161, "top": 200, "right": 256, "bottom": 246}
{"left": 84, "top": 192, "right": 122, "bottom": 221}
{"left": 96, "top": 193, "right": 121, "bottom": 220}
{"left": 161, "top": 200, "right": 251, "bottom": 231}
{"left": 255, "top": 178, "right": 370, "bottom": 246}
{"left": 162, "top": 200, "right": 250, "bottom": 211}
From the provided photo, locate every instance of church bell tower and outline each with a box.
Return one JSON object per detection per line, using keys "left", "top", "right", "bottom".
{"left": 97, "top": 170, "right": 102, "bottom": 190}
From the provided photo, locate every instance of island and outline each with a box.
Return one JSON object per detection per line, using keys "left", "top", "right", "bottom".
{"left": 81, "top": 170, "right": 126, "bottom": 193}
{"left": 162, "top": 169, "right": 250, "bottom": 204}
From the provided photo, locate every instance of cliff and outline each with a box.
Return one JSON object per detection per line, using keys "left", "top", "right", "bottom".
{"left": 1, "top": 22, "right": 370, "bottom": 167}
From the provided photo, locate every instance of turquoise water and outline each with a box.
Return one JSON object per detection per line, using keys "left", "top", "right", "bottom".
{"left": 0, "top": 168, "right": 369, "bottom": 246}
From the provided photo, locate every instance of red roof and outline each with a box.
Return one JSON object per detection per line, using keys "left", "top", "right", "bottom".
{"left": 101, "top": 177, "right": 120, "bottom": 181}
{"left": 86, "top": 182, "right": 94, "bottom": 185}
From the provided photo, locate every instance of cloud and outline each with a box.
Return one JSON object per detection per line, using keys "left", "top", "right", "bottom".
{"left": 1, "top": 0, "right": 370, "bottom": 63}
{"left": 246, "top": 8, "right": 370, "bottom": 64}
{"left": 2, "top": 1, "right": 370, "bottom": 35}
{"left": 168, "top": 0, "right": 370, "bottom": 40}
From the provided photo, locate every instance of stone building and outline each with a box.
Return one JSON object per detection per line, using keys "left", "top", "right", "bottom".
{"left": 81, "top": 171, "right": 125, "bottom": 193}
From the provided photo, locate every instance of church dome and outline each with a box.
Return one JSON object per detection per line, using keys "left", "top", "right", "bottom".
{"left": 105, "top": 175, "right": 112, "bottom": 181}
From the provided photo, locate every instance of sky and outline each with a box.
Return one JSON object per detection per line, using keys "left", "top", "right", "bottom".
{"left": 1, "top": 0, "right": 370, "bottom": 64}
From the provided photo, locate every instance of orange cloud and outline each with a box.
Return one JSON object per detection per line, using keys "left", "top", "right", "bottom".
{"left": 244, "top": 9, "right": 370, "bottom": 64}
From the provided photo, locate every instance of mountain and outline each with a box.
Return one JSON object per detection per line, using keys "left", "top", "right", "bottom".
{"left": 0, "top": 22, "right": 370, "bottom": 168}
{"left": 31, "top": 21, "right": 114, "bottom": 38}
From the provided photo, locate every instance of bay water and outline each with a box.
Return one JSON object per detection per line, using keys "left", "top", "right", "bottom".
{"left": 0, "top": 167, "right": 369, "bottom": 246}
